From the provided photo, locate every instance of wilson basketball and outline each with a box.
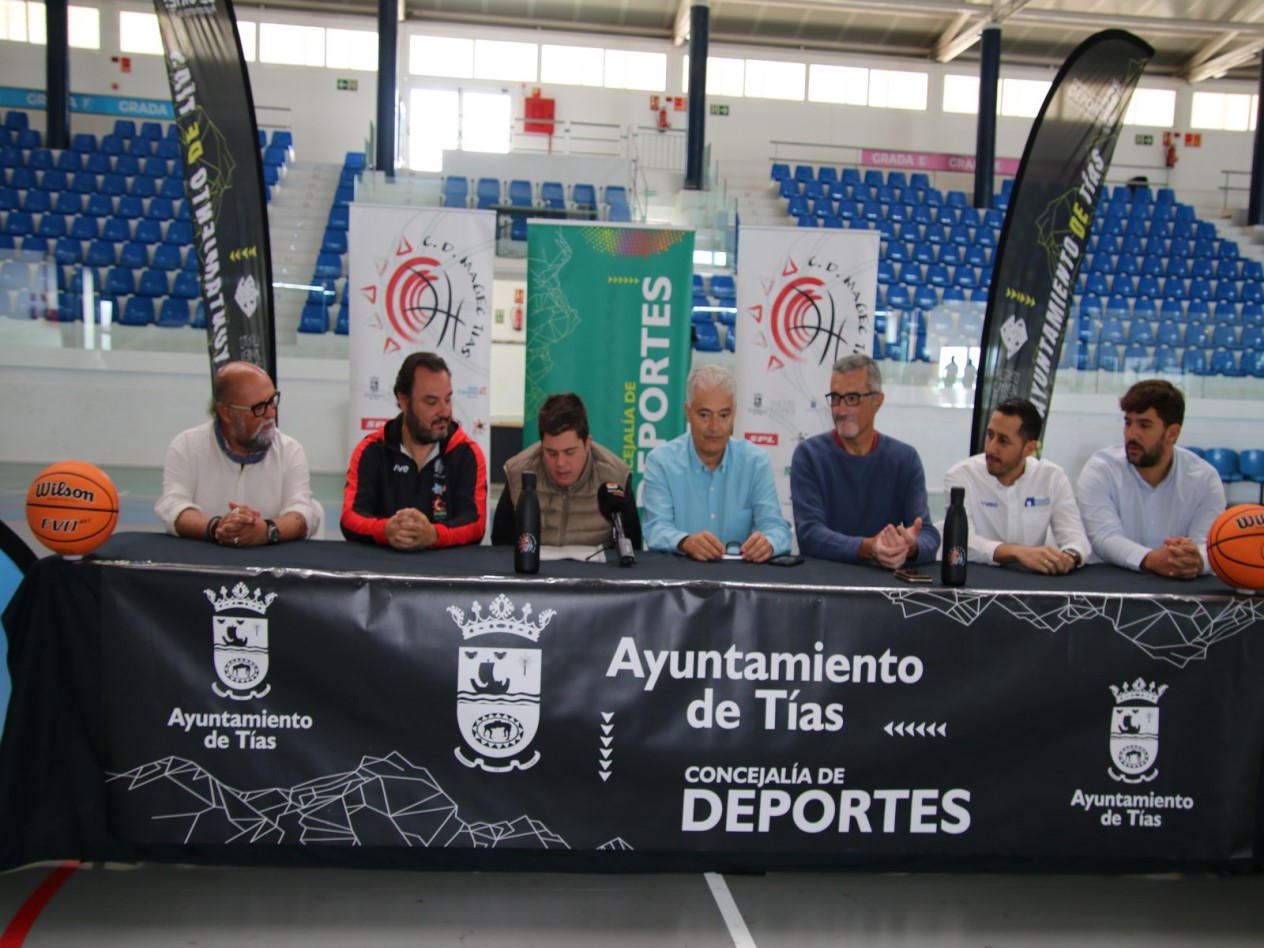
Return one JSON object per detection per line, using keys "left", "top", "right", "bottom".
{"left": 24, "top": 461, "right": 120, "bottom": 556}
{"left": 1206, "top": 504, "right": 1264, "bottom": 592}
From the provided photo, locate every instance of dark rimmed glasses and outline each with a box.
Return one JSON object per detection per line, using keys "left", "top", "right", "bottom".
{"left": 824, "top": 390, "right": 877, "bottom": 408}
{"left": 224, "top": 392, "right": 281, "bottom": 417}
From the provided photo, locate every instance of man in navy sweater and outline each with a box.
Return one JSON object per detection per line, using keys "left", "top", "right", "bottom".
{"left": 790, "top": 353, "right": 940, "bottom": 567}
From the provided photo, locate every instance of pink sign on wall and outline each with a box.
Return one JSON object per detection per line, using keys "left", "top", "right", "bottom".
{"left": 861, "top": 149, "right": 1022, "bottom": 177}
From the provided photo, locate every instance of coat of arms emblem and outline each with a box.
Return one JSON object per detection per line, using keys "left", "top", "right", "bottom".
{"left": 448, "top": 594, "right": 553, "bottom": 772}
{"left": 205, "top": 582, "right": 276, "bottom": 701}
{"left": 1108, "top": 677, "right": 1167, "bottom": 783}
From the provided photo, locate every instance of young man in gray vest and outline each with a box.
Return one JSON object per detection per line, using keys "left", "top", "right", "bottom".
{"left": 492, "top": 393, "right": 641, "bottom": 550}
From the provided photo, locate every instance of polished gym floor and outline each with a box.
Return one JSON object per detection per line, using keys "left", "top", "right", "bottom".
{"left": 3, "top": 466, "right": 1264, "bottom": 946}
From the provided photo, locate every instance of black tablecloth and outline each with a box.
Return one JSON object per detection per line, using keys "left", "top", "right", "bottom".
{"left": 2, "top": 534, "right": 1261, "bottom": 874}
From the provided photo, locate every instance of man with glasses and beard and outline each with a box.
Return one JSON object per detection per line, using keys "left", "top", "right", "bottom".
{"left": 944, "top": 397, "right": 1090, "bottom": 573}
{"left": 156, "top": 361, "right": 321, "bottom": 546}
{"left": 342, "top": 351, "right": 488, "bottom": 550}
{"left": 790, "top": 353, "right": 939, "bottom": 568}
{"left": 1076, "top": 379, "right": 1224, "bottom": 578}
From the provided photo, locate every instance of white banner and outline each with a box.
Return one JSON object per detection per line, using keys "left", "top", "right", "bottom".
{"left": 347, "top": 206, "right": 495, "bottom": 466}
{"left": 734, "top": 226, "right": 879, "bottom": 525}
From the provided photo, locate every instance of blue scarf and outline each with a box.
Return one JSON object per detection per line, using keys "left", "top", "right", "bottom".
{"left": 214, "top": 418, "right": 271, "bottom": 465}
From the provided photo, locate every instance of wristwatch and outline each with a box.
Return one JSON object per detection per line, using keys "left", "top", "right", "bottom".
{"left": 265, "top": 519, "right": 280, "bottom": 545}
{"left": 1064, "top": 548, "right": 1082, "bottom": 568}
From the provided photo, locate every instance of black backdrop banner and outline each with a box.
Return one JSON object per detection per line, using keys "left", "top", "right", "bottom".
{"left": 152, "top": 0, "right": 276, "bottom": 382}
{"left": 93, "top": 563, "right": 1263, "bottom": 866}
{"left": 970, "top": 30, "right": 1153, "bottom": 454}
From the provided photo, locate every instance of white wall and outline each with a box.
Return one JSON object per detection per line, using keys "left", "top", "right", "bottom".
{"left": 2, "top": 7, "right": 1257, "bottom": 203}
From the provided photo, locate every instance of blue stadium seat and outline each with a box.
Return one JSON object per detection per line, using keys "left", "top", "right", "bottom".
{"left": 1122, "top": 344, "right": 1151, "bottom": 372}
{"left": 442, "top": 176, "right": 468, "bottom": 208}
{"left": 1210, "top": 349, "right": 1242, "bottom": 377}
{"left": 172, "top": 271, "right": 201, "bottom": 299}
{"left": 1095, "top": 343, "right": 1122, "bottom": 372}
{"left": 693, "top": 320, "right": 721, "bottom": 352}
{"left": 541, "top": 181, "right": 565, "bottom": 210}
{"left": 104, "top": 267, "right": 135, "bottom": 296}
{"left": 151, "top": 244, "right": 182, "bottom": 271}
{"left": 1212, "top": 324, "right": 1239, "bottom": 349}
{"left": 572, "top": 183, "right": 597, "bottom": 210}
{"left": 120, "top": 296, "right": 154, "bottom": 326}
{"left": 1153, "top": 345, "right": 1180, "bottom": 373}
{"left": 165, "top": 220, "right": 193, "bottom": 245}
{"left": 53, "top": 237, "right": 82, "bottom": 266}
{"left": 136, "top": 269, "right": 168, "bottom": 298}
{"left": 706, "top": 275, "right": 733, "bottom": 303}
{"left": 1127, "top": 318, "right": 1155, "bottom": 346}
{"left": 36, "top": 214, "right": 68, "bottom": 239}
{"left": 117, "top": 241, "right": 149, "bottom": 269}
{"left": 155, "top": 298, "right": 189, "bottom": 328}
{"left": 299, "top": 300, "right": 330, "bottom": 334}
{"left": 475, "top": 178, "right": 501, "bottom": 209}
{"left": 327, "top": 206, "right": 350, "bottom": 231}
{"left": 313, "top": 253, "right": 342, "bottom": 280}
{"left": 1156, "top": 319, "right": 1182, "bottom": 347}
{"left": 321, "top": 230, "right": 348, "bottom": 255}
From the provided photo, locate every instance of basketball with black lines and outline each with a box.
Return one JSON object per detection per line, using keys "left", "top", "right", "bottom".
{"left": 25, "top": 461, "right": 120, "bottom": 556}
{"left": 1206, "top": 504, "right": 1264, "bottom": 592}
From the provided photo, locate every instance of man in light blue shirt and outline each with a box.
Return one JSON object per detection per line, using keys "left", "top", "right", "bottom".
{"left": 1076, "top": 379, "right": 1225, "bottom": 578}
{"left": 643, "top": 364, "right": 791, "bottom": 562}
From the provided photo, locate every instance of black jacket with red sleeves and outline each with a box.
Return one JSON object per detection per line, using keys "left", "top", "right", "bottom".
{"left": 341, "top": 415, "right": 487, "bottom": 547}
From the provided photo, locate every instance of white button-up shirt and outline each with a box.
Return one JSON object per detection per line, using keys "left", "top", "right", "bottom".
{"left": 944, "top": 454, "right": 1090, "bottom": 565}
{"left": 1075, "top": 444, "right": 1225, "bottom": 573}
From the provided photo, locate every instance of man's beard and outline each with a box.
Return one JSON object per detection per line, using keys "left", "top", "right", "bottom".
{"left": 234, "top": 417, "right": 275, "bottom": 453}
{"left": 406, "top": 409, "right": 449, "bottom": 445}
{"left": 1126, "top": 440, "right": 1163, "bottom": 469}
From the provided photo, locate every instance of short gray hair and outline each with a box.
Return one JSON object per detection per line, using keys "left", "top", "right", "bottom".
{"left": 686, "top": 363, "right": 736, "bottom": 405}
{"left": 831, "top": 353, "right": 881, "bottom": 392}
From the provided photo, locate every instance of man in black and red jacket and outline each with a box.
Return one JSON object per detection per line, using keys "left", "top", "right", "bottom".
{"left": 341, "top": 352, "right": 487, "bottom": 549}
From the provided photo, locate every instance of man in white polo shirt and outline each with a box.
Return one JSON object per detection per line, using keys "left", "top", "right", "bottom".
{"left": 944, "top": 398, "right": 1089, "bottom": 573}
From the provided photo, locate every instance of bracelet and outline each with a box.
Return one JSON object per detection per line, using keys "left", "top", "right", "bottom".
{"left": 206, "top": 516, "right": 222, "bottom": 542}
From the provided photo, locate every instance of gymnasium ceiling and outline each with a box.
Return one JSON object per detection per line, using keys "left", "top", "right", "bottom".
{"left": 244, "top": 0, "right": 1264, "bottom": 84}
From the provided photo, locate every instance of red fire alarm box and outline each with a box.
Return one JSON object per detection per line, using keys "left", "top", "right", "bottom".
{"left": 524, "top": 96, "right": 555, "bottom": 135}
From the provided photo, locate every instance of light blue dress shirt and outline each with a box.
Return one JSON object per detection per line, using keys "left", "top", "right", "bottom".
{"left": 642, "top": 433, "right": 792, "bottom": 555}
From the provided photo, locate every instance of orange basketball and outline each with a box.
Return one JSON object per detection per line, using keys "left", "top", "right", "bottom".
{"left": 1206, "top": 503, "right": 1264, "bottom": 592}
{"left": 24, "top": 461, "right": 120, "bottom": 556}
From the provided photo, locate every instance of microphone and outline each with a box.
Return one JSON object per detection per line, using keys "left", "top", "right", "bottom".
{"left": 597, "top": 482, "right": 636, "bottom": 567}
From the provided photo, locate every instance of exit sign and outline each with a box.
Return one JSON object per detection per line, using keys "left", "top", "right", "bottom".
{"left": 336, "top": 79, "right": 359, "bottom": 91}
{"left": 710, "top": 104, "right": 730, "bottom": 116}
{"left": 1135, "top": 133, "right": 1153, "bottom": 145}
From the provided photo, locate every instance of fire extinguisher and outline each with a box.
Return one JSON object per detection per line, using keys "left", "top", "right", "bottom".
{"left": 512, "top": 306, "right": 523, "bottom": 331}
{"left": 657, "top": 108, "right": 671, "bottom": 131}
{"left": 1165, "top": 141, "right": 1179, "bottom": 168}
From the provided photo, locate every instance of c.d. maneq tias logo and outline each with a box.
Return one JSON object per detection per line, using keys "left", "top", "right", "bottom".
{"left": 206, "top": 582, "right": 275, "bottom": 701}
{"left": 448, "top": 594, "right": 553, "bottom": 773}
{"left": 748, "top": 256, "right": 870, "bottom": 371}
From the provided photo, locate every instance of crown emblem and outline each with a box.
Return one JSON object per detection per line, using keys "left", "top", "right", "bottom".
{"left": 1109, "top": 677, "right": 1168, "bottom": 704}
{"left": 447, "top": 594, "right": 554, "bottom": 641}
{"left": 204, "top": 582, "right": 277, "bottom": 614}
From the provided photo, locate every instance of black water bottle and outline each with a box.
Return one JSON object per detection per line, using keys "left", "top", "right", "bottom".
{"left": 942, "top": 486, "right": 968, "bottom": 587}
{"left": 514, "top": 471, "right": 541, "bottom": 574}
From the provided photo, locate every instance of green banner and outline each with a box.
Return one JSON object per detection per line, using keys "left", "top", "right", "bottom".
{"left": 526, "top": 223, "right": 695, "bottom": 500}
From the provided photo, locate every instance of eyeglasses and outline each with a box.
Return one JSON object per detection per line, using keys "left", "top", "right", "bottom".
{"left": 223, "top": 392, "right": 281, "bottom": 417}
{"left": 824, "top": 390, "right": 877, "bottom": 408}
